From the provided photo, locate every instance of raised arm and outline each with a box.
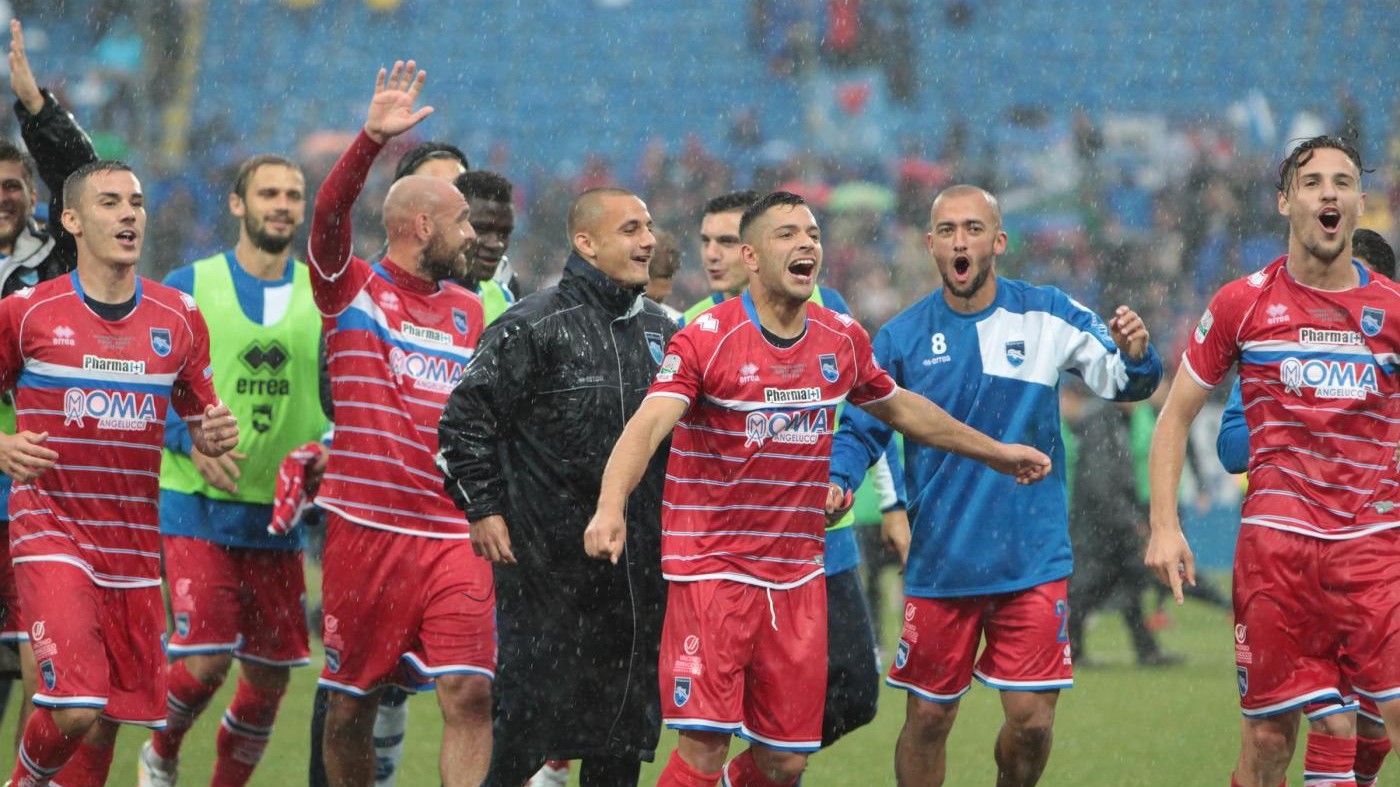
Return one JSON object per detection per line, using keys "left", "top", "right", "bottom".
{"left": 583, "top": 395, "right": 689, "bottom": 564}
{"left": 860, "top": 388, "right": 1051, "bottom": 484}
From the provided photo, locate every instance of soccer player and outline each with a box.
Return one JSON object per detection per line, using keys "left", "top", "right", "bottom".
{"left": 646, "top": 227, "right": 683, "bottom": 322}
{"left": 0, "top": 17, "right": 98, "bottom": 734}
{"left": 0, "top": 160, "right": 237, "bottom": 786}
{"left": 310, "top": 61, "right": 491, "bottom": 787}
{"left": 439, "top": 187, "right": 679, "bottom": 787}
{"left": 583, "top": 191, "right": 1051, "bottom": 787}
{"left": 828, "top": 184, "right": 1162, "bottom": 787}
{"left": 1147, "top": 136, "right": 1400, "bottom": 787}
{"left": 453, "top": 170, "right": 517, "bottom": 325}
{"left": 136, "top": 154, "right": 327, "bottom": 787}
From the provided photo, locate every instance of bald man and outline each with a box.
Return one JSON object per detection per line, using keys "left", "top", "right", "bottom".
{"left": 307, "top": 62, "right": 491, "bottom": 787}
{"left": 439, "top": 187, "right": 678, "bottom": 786}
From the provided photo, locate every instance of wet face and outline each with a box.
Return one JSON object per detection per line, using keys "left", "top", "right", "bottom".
{"left": 232, "top": 164, "right": 306, "bottom": 255}
{"left": 63, "top": 169, "right": 146, "bottom": 269}
{"left": 927, "top": 191, "right": 1006, "bottom": 301}
{"left": 465, "top": 197, "right": 514, "bottom": 281}
{"left": 0, "top": 161, "right": 35, "bottom": 252}
{"left": 744, "top": 204, "right": 822, "bottom": 305}
{"left": 699, "top": 210, "right": 747, "bottom": 295}
{"left": 580, "top": 195, "right": 655, "bottom": 288}
{"left": 422, "top": 192, "right": 476, "bottom": 282}
{"left": 413, "top": 156, "right": 467, "bottom": 182}
{"left": 1278, "top": 147, "right": 1364, "bottom": 266}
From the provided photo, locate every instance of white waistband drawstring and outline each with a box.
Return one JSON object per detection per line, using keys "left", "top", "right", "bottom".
{"left": 766, "top": 587, "right": 778, "bottom": 631}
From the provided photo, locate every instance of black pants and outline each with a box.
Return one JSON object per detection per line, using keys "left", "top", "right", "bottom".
{"left": 1067, "top": 523, "right": 1158, "bottom": 662}
{"left": 822, "top": 569, "right": 881, "bottom": 747}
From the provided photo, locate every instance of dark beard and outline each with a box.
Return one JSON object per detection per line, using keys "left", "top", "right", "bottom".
{"left": 941, "top": 263, "right": 992, "bottom": 300}
{"left": 246, "top": 217, "right": 294, "bottom": 255}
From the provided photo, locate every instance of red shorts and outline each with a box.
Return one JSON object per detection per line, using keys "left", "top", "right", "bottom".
{"left": 659, "top": 577, "right": 827, "bottom": 753}
{"left": 0, "top": 531, "right": 23, "bottom": 642}
{"left": 318, "top": 514, "right": 495, "bottom": 695}
{"left": 1234, "top": 526, "right": 1400, "bottom": 717}
{"left": 888, "top": 579, "right": 1074, "bottom": 702}
{"left": 163, "top": 535, "right": 310, "bottom": 667}
{"left": 16, "top": 561, "right": 166, "bottom": 727}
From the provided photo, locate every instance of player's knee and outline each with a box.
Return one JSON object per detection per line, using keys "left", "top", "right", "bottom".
{"left": 435, "top": 674, "right": 492, "bottom": 725}
{"left": 49, "top": 705, "right": 101, "bottom": 738}
{"left": 239, "top": 661, "right": 292, "bottom": 693}
{"left": 324, "top": 691, "right": 378, "bottom": 736}
{"left": 185, "top": 652, "right": 235, "bottom": 685}
{"left": 752, "top": 748, "right": 807, "bottom": 783}
{"left": 906, "top": 697, "right": 959, "bottom": 741}
{"left": 1243, "top": 720, "right": 1293, "bottom": 764}
{"left": 1004, "top": 698, "right": 1056, "bottom": 745}
{"left": 1310, "top": 712, "right": 1355, "bottom": 737}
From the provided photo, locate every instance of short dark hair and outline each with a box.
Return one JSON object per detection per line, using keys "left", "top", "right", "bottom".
{"left": 63, "top": 160, "right": 136, "bottom": 208}
{"left": 704, "top": 189, "right": 760, "bottom": 217}
{"left": 567, "top": 186, "right": 634, "bottom": 239}
{"left": 650, "top": 228, "right": 681, "bottom": 279}
{"left": 1353, "top": 228, "right": 1396, "bottom": 279}
{"left": 232, "top": 154, "right": 300, "bottom": 200}
{"left": 1276, "top": 136, "right": 1365, "bottom": 195}
{"left": 739, "top": 191, "right": 806, "bottom": 239}
{"left": 454, "top": 170, "right": 513, "bottom": 204}
{"left": 393, "top": 142, "right": 469, "bottom": 182}
{"left": 0, "top": 140, "right": 36, "bottom": 187}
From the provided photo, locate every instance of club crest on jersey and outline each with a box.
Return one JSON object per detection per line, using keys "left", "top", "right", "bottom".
{"left": 645, "top": 331, "right": 665, "bottom": 365}
{"left": 150, "top": 328, "right": 172, "bottom": 357}
{"left": 673, "top": 677, "right": 692, "bottom": 707}
{"left": 1005, "top": 340, "right": 1026, "bottom": 367}
{"left": 895, "top": 640, "right": 909, "bottom": 669}
{"left": 40, "top": 659, "right": 55, "bottom": 691}
{"left": 175, "top": 613, "right": 190, "bottom": 638}
{"left": 452, "top": 308, "right": 469, "bottom": 335}
{"left": 1362, "top": 306, "right": 1385, "bottom": 337}
{"left": 1237, "top": 666, "right": 1248, "bottom": 697}
{"left": 819, "top": 353, "right": 839, "bottom": 383}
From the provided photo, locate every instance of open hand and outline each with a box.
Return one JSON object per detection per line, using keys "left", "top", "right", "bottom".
{"left": 0, "top": 430, "right": 56, "bottom": 483}
{"left": 364, "top": 60, "right": 433, "bottom": 144}
{"left": 8, "top": 20, "right": 43, "bottom": 116}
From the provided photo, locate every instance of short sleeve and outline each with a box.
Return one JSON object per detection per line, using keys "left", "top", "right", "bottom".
{"left": 646, "top": 326, "right": 706, "bottom": 409}
{"left": 845, "top": 320, "right": 897, "bottom": 406}
{"left": 1181, "top": 284, "right": 1248, "bottom": 390}
{"left": 171, "top": 304, "right": 220, "bottom": 420}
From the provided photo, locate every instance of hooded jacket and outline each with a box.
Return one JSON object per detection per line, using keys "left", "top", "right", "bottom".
{"left": 438, "top": 251, "right": 676, "bottom": 760}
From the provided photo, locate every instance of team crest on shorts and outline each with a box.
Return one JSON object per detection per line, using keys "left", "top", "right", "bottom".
{"left": 39, "top": 659, "right": 55, "bottom": 691}
{"left": 150, "top": 328, "right": 172, "bottom": 357}
{"left": 1236, "top": 666, "right": 1248, "bottom": 697}
{"left": 452, "top": 308, "right": 469, "bottom": 335}
{"left": 895, "top": 640, "right": 910, "bottom": 670}
{"left": 326, "top": 647, "right": 342, "bottom": 674}
{"left": 1005, "top": 340, "right": 1026, "bottom": 367}
{"left": 673, "top": 677, "right": 692, "bottom": 707}
{"left": 819, "top": 353, "right": 839, "bottom": 383}
{"left": 646, "top": 332, "right": 665, "bottom": 365}
{"left": 174, "top": 613, "right": 191, "bottom": 638}
{"left": 1362, "top": 306, "right": 1385, "bottom": 337}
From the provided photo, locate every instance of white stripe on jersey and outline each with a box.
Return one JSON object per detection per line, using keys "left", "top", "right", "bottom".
{"left": 23, "top": 358, "right": 179, "bottom": 387}
{"left": 662, "top": 566, "right": 825, "bottom": 591}
{"left": 1246, "top": 517, "right": 1400, "bottom": 540}
{"left": 1241, "top": 338, "right": 1376, "bottom": 357}
{"left": 1250, "top": 489, "right": 1356, "bottom": 519}
{"left": 44, "top": 435, "right": 162, "bottom": 452}
{"left": 663, "top": 475, "right": 830, "bottom": 490}
{"left": 662, "top": 502, "right": 825, "bottom": 515}
{"left": 662, "top": 529, "right": 824, "bottom": 541}
{"left": 343, "top": 289, "right": 475, "bottom": 362}
{"left": 10, "top": 507, "right": 160, "bottom": 533}
{"left": 334, "top": 425, "right": 435, "bottom": 454}
{"left": 701, "top": 393, "right": 847, "bottom": 413}
{"left": 11, "top": 554, "right": 160, "bottom": 588}
{"left": 667, "top": 448, "right": 830, "bottom": 463}
{"left": 316, "top": 499, "right": 471, "bottom": 538}
{"left": 330, "top": 449, "right": 442, "bottom": 482}
{"left": 322, "top": 473, "right": 439, "bottom": 499}
{"left": 1265, "top": 464, "right": 1378, "bottom": 496}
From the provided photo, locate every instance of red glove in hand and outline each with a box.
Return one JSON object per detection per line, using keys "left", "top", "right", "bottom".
{"left": 268, "top": 442, "right": 328, "bottom": 536}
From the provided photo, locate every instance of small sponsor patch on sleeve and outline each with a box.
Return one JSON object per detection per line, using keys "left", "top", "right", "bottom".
{"left": 656, "top": 353, "right": 681, "bottom": 382}
{"left": 1194, "top": 309, "right": 1214, "bottom": 343}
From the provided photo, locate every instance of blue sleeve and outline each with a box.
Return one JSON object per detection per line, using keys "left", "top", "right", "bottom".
{"left": 1216, "top": 379, "right": 1249, "bottom": 474}
{"left": 1050, "top": 288, "right": 1163, "bottom": 402}
{"left": 161, "top": 265, "right": 197, "bottom": 454}
{"left": 831, "top": 401, "right": 892, "bottom": 492}
{"left": 882, "top": 437, "right": 907, "bottom": 510}
{"left": 820, "top": 286, "right": 851, "bottom": 316}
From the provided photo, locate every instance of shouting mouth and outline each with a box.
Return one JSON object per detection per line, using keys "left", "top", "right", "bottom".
{"left": 1318, "top": 207, "right": 1342, "bottom": 235}
{"left": 788, "top": 258, "right": 817, "bottom": 283}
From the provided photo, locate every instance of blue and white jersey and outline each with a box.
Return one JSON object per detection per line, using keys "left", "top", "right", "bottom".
{"left": 830, "top": 277, "right": 1162, "bottom": 598}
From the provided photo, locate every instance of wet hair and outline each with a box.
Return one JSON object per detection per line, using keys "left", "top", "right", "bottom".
{"left": 62, "top": 160, "right": 136, "bottom": 208}
{"left": 566, "top": 186, "right": 634, "bottom": 239}
{"left": 393, "top": 142, "right": 469, "bottom": 182}
{"left": 454, "top": 170, "right": 513, "bottom": 204}
{"left": 1353, "top": 228, "right": 1396, "bottom": 279}
{"left": 1276, "top": 136, "right": 1366, "bottom": 195}
{"left": 738, "top": 191, "right": 806, "bottom": 239}
{"left": 0, "top": 140, "right": 36, "bottom": 187}
{"left": 232, "top": 154, "right": 300, "bottom": 200}
{"left": 650, "top": 228, "right": 681, "bottom": 279}
{"left": 703, "top": 189, "right": 760, "bottom": 216}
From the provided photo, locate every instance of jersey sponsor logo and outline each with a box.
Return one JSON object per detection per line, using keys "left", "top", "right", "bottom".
{"left": 388, "top": 347, "right": 465, "bottom": 395}
{"left": 1372, "top": 501, "right": 1397, "bottom": 515}
{"left": 31, "top": 620, "right": 44, "bottom": 641}
{"left": 1298, "top": 328, "right": 1366, "bottom": 346}
{"left": 452, "top": 308, "right": 469, "bottom": 335}
{"left": 1279, "top": 357, "right": 1378, "bottom": 400}
{"left": 764, "top": 386, "right": 821, "bottom": 405}
{"left": 895, "top": 639, "right": 909, "bottom": 669}
{"left": 1265, "top": 303, "right": 1290, "bottom": 325}
{"left": 1362, "top": 306, "right": 1385, "bottom": 337}
{"left": 1006, "top": 340, "right": 1026, "bottom": 367}
{"left": 645, "top": 331, "right": 665, "bottom": 365}
{"left": 52, "top": 326, "right": 75, "bottom": 346}
{"left": 63, "top": 387, "right": 160, "bottom": 431}
{"left": 835, "top": 313, "right": 854, "bottom": 326}
{"left": 241, "top": 341, "right": 289, "bottom": 373}
{"left": 151, "top": 328, "right": 173, "bottom": 357}
{"left": 738, "top": 363, "right": 760, "bottom": 384}
{"left": 694, "top": 313, "right": 719, "bottom": 333}
{"left": 39, "top": 659, "right": 55, "bottom": 691}
{"left": 904, "top": 602, "right": 916, "bottom": 622}
{"left": 401, "top": 321, "right": 454, "bottom": 347}
{"left": 656, "top": 353, "right": 681, "bottom": 383}
{"left": 1194, "top": 309, "right": 1214, "bottom": 344}
{"left": 14, "top": 286, "right": 33, "bottom": 299}
{"left": 673, "top": 677, "right": 692, "bottom": 707}
{"left": 744, "top": 408, "right": 830, "bottom": 447}
{"left": 819, "top": 353, "right": 839, "bottom": 383}
{"left": 83, "top": 355, "right": 147, "bottom": 375}
{"left": 377, "top": 291, "right": 400, "bottom": 313}
{"left": 1235, "top": 624, "right": 1246, "bottom": 644}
